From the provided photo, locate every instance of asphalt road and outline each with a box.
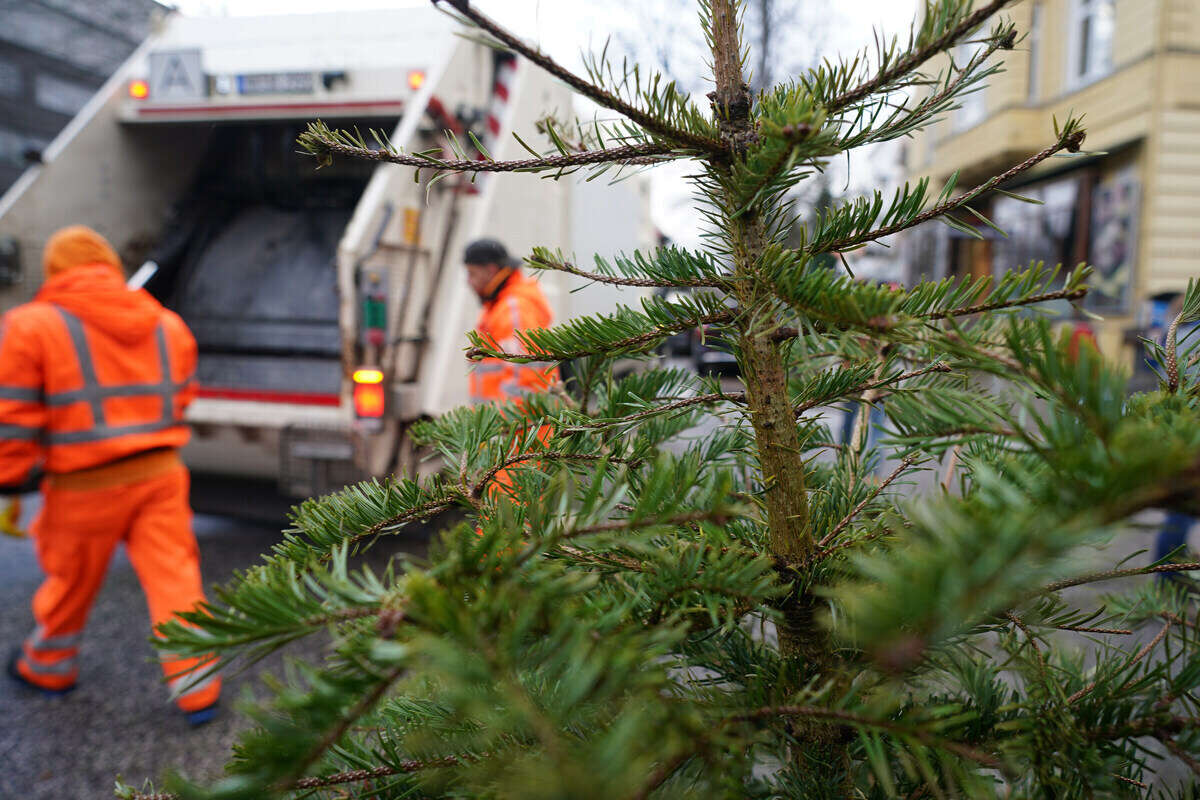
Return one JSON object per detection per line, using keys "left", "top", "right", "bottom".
{"left": 0, "top": 503, "right": 430, "bottom": 800}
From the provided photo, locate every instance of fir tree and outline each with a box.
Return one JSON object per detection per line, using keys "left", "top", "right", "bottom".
{"left": 120, "top": 1, "right": 1200, "bottom": 797}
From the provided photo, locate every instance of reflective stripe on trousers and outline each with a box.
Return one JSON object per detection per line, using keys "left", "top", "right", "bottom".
{"left": 21, "top": 624, "right": 83, "bottom": 679}
{"left": 48, "top": 307, "right": 184, "bottom": 444}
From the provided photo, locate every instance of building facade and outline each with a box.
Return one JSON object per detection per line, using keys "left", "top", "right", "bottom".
{"left": 904, "top": 0, "right": 1199, "bottom": 364}
{"left": 0, "top": 0, "right": 165, "bottom": 194}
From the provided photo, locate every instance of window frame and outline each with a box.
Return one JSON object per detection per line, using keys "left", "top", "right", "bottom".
{"left": 1027, "top": 2, "right": 1043, "bottom": 101}
{"left": 952, "top": 40, "right": 988, "bottom": 133}
{"left": 1067, "top": 0, "right": 1116, "bottom": 89}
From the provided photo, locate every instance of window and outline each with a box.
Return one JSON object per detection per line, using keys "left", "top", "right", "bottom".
{"left": 1069, "top": 0, "right": 1115, "bottom": 86}
{"left": 34, "top": 73, "right": 95, "bottom": 117}
{"left": 0, "top": 60, "right": 21, "bottom": 99}
{"left": 953, "top": 41, "right": 987, "bottom": 132}
{"left": 1027, "top": 3, "right": 1043, "bottom": 101}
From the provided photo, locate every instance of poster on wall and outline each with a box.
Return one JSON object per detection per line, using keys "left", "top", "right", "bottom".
{"left": 1087, "top": 165, "right": 1140, "bottom": 313}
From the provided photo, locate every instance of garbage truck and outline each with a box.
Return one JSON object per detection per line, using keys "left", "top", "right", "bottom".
{"left": 0, "top": 7, "right": 654, "bottom": 506}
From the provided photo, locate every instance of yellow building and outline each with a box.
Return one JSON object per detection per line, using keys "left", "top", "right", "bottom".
{"left": 904, "top": 0, "right": 1200, "bottom": 366}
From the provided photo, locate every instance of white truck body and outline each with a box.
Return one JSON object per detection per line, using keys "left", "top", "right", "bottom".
{"left": 0, "top": 9, "right": 652, "bottom": 500}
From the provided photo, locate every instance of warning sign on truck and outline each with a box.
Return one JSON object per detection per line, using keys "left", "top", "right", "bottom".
{"left": 149, "top": 49, "right": 205, "bottom": 101}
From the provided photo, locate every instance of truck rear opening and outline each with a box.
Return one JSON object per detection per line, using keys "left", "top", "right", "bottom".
{"left": 139, "top": 119, "right": 397, "bottom": 405}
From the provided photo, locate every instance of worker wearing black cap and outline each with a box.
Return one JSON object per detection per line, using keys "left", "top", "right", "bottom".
{"left": 463, "top": 238, "right": 558, "bottom": 406}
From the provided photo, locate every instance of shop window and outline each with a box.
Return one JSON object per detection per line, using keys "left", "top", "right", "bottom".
{"left": 989, "top": 165, "right": 1138, "bottom": 314}
{"left": 1088, "top": 165, "right": 1140, "bottom": 312}
{"left": 1068, "top": 0, "right": 1115, "bottom": 87}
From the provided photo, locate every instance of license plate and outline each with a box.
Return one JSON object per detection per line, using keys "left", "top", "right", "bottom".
{"left": 236, "top": 72, "right": 314, "bottom": 95}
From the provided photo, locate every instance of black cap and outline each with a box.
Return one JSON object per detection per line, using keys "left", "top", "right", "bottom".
{"left": 464, "top": 238, "right": 517, "bottom": 267}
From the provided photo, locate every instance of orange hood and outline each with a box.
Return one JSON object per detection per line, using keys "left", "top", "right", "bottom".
{"left": 43, "top": 225, "right": 122, "bottom": 279}
{"left": 36, "top": 264, "right": 165, "bottom": 344}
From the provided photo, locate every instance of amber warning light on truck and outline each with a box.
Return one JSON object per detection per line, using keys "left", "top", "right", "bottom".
{"left": 353, "top": 368, "right": 385, "bottom": 429}
{"left": 128, "top": 79, "right": 150, "bottom": 100}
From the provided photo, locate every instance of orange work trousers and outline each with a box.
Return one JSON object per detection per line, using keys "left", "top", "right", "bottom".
{"left": 15, "top": 449, "right": 221, "bottom": 711}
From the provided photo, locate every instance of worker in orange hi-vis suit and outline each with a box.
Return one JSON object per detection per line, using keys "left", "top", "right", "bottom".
{"left": 465, "top": 238, "right": 558, "bottom": 406}
{"left": 1, "top": 226, "right": 221, "bottom": 726}
{"left": 464, "top": 239, "right": 558, "bottom": 500}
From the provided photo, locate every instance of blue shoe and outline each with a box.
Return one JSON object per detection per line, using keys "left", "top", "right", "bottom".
{"left": 6, "top": 648, "right": 75, "bottom": 696}
{"left": 185, "top": 701, "right": 218, "bottom": 727}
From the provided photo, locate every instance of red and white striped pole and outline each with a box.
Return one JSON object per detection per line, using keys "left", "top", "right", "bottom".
{"left": 467, "top": 53, "right": 517, "bottom": 194}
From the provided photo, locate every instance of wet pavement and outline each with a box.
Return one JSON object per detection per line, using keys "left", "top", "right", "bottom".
{"left": 0, "top": 503, "right": 430, "bottom": 800}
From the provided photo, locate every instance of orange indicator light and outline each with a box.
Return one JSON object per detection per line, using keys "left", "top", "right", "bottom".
{"left": 352, "top": 368, "right": 385, "bottom": 384}
{"left": 128, "top": 79, "right": 150, "bottom": 100}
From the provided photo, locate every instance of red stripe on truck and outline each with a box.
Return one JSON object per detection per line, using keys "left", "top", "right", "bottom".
{"left": 196, "top": 386, "right": 342, "bottom": 406}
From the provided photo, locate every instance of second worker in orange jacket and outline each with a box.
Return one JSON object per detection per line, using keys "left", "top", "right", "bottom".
{"left": 1, "top": 226, "right": 220, "bottom": 725}
{"left": 464, "top": 238, "right": 558, "bottom": 406}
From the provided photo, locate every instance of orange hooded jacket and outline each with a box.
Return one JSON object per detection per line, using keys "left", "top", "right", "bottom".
{"left": 0, "top": 259, "right": 196, "bottom": 484}
{"left": 469, "top": 268, "right": 558, "bottom": 404}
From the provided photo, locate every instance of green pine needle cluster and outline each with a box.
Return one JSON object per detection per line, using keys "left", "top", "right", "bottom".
{"left": 122, "top": 1, "right": 1200, "bottom": 799}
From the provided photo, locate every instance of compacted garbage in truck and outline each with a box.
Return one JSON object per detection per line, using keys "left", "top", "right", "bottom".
{"left": 0, "top": 8, "right": 653, "bottom": 508}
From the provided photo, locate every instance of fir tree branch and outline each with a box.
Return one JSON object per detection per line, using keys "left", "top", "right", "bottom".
{"left": 1004, "top": 611, "right": 1056, "bottom": 694}
{"left": 795, "top": 362, "right": 951, "bottom": 418}
{"left": 562, "top": 391, "right": 746, "bottom": 432}
{"left": 344, "top": 498, "right": 461, "bottom": 551}
{"left": 284, "top": 663, "right": 408, "bottom": 791}
{"left": 827, "top": 0, "right": 1014, "bottom": 112}
{"left": 1162, "top": 736, "right": 1200, "bottom": 777}
{"left": 1065, "top": 618, "right": 1171, "bottom": 706}
{"left": 629, "top": 747, "right": 703, "bottom": 800}
{"left": 466, "top": 311, "right": 735, "bottom": 362}
{"left": 303, "top": 129, "right": 674, "bottom": 174}
{"left": 812, "top": 126, "right": 1085, "bottom": 254}
{"left": 926, "top": 286, "right": 1089, "bottom": 320}
{"left": 1051, "top": 623, "right": 1132, "bottom": 635}
{"left": 1041, "top": 562, "right": 1200, "bottom": 593}
{"left": 555, "top": 543, "right": 645, "bottom": 572}
{"left": 568, "top": 509, "right": 734, "bottom": 539}
{"left": 1166, "top": 310, "right": 1184, "bottom": 393}
{"left": 527, "top": 253, "right": 728, "bottom": 289}
{"left": 804, "top": 521, "right": 903, "bottom": 566}
{"left": 1086, "top": 713, "right": 1198, "bottom": 741}
{"left": 471, "top": 451, "right": 641, "bottom": 498}
{"left": 833, "top": 22, "right": 1013, "bottom": 151}
{"left": 431, "top": 0, "right": 723, "bottom": 153}
{"left": 732, "top": 705, "right": 1005, "bottom": 770}
{"left": 292, "top": 759, "right": 466, "bottom": 790}
{"left": 816, "top": 456, "right": 917, "bottom": 549}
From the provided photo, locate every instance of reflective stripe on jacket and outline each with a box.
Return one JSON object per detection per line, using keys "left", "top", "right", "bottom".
{"left": 470, "top": 269, "right": 559, "bottom": 404}
{"left": 0, "top": 264, "right": 197, "bottom": 483}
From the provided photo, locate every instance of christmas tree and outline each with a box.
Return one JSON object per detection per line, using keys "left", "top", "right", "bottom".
{"left": 122, "top": 0, "right": 1200, "bottom": 797}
